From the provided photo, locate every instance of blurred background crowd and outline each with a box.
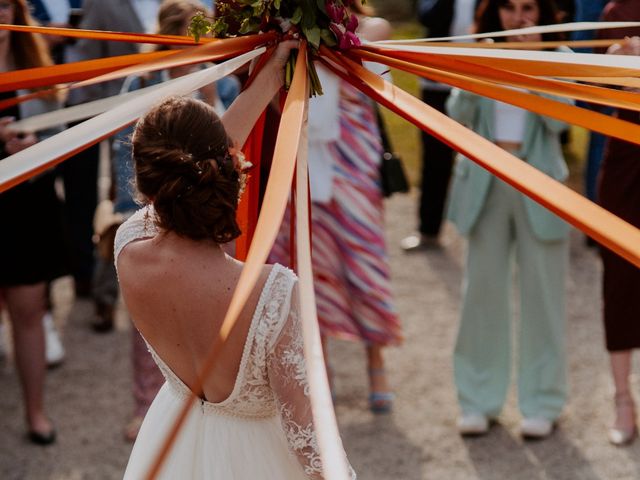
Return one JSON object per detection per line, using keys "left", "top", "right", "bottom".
{"left": 0, "top": 0, "right": 639, "bottom": 477}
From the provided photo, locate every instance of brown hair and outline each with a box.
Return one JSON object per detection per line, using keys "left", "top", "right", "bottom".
{"left": 154, "top": 0, "right": 209, "bottom": 51}
{"left": 132, "top": 96, "right": 242, "bottom": 243}
{"left": 9, "top": 0, "right": 53, "bottom": 69}
{"left": 350, "top": 0, "right": 375, "bottom": 16}
{"left": 474, "top": 0, "right": 564, "bottom": 41}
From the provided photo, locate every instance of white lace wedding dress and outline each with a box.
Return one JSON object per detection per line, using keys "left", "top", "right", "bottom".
{"left": 115, "top": 208, "right": 354, "bottom": 479}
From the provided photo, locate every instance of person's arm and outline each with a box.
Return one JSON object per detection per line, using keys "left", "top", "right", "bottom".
{"left": 446, "top": 88, "right": 481, "bottom": 127}
{"left": 221, "top": 41, "right": 298, "bottom": 146}
{"left": 267, "top": 283, "right": 355, "bottom": 480}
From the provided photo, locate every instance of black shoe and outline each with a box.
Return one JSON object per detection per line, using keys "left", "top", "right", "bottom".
{"left": 74, "top": 278, "right": 93, "bottom": 299}
{"left": 92, "top": 303, "right": 114, "bottom": 333}
{"left": 28, "top": 428, "right": 56, "bottom": 446}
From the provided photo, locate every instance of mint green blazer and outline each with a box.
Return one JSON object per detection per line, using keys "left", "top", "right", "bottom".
{"left": 445, "top": 88, "right": 572, "bottom": 242}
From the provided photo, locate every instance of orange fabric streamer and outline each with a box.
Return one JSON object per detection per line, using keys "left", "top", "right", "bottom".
{"left": 236, "top": 110, "right": 267, "bottom": 261}
{"left": 0, "top": 33, "right": 274, "bottom": 112}
{"left": 356, "top": 46, "right": 640, "bottom": 112}
{"left": 349, "top": 48, "right": 640, "bottom": 146}
{"left": 143, "top": 44, "right": 308, "bottom": 480}
{"left": 382, "top": 48, "right": 640, "bottom": 78}
{"left": 0, "top": 23, "right": 209, "bottom": 45}
{"left": 319, "top": 48, "right": 640, "bottom": 269}
{"left": 0, "top": 50, "right": 177, "bottom": 93}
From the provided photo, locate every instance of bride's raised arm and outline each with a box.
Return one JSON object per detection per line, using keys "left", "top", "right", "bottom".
{"left": 222, "top": 40, "right": 299, "bottom": 147}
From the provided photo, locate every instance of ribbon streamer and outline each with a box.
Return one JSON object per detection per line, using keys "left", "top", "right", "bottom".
{"left": 294, "top": 88, "right": 351, "bottom": 480}
{"left": 378, "top": 21, "right": 640, "bottom": 44}
{"left": 320, "top": 49, "right": 640, "bottom": 269}
{"left": 143, "top": 44, "right": 310, "bottom": 479}
{"left": 352, "top": 48, "right": 640, "bottom": 146}
{"left": 0, "top": 49, "right": 265, "bottom": 193}
{"left": 0, "top": 23, "right": 208, "bottom": 45}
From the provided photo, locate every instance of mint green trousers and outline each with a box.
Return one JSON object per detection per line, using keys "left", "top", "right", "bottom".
{"left": 454, "top": 180, "right": 568, "bottom": 420}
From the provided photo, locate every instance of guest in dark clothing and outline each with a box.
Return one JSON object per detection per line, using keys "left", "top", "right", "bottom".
{"left": 597, "top": 3, "right": 640, "bottom": 446}
{"left": 0, "top": 0, "right": 69, "bottom": 445}
{"left": 65, "top": 0, "right": 161, "bottom": 329}
{"left": 401, "top": 0, "right": 478, "bottom": 251}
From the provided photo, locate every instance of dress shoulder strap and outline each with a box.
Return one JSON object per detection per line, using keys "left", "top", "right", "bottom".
{"left": 114, "top": 206, "right": 159, "bottom": 269}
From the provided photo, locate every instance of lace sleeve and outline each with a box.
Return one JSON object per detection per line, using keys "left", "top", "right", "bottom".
{"left": 266, "top": 282, "right": 356, "bottom": 480}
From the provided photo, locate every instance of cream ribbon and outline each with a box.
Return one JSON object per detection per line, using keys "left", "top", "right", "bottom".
{"left": 0, "top": 48, "right": 264, "bottom": 192}
{"left": 378, "top": 21, "right": 640, "bottom": 44}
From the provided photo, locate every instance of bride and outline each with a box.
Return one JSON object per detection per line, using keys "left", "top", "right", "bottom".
{"left": 116, "top": 41, "right": 354, "bottom": 479}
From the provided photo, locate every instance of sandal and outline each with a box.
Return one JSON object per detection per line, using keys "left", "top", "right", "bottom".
{"left": 368, "top": 368, "right": 394, "bottom": 414}
{"left": 609, "top": 392, "right": 638, "bottom": 446}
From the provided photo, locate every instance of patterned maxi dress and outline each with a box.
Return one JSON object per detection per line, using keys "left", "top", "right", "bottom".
{"left": 270, "top": 81, "right": 402, "bottom": 346}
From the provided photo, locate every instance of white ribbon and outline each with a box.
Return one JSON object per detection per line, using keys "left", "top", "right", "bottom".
{"left": 368, "top": 42, "right": 640, "bottom": 71}
{"left": 376, "top": 21, "right": 640, "bottom": 44}
{"left": 0, "top": 48, "right": 264, "bottom": 189}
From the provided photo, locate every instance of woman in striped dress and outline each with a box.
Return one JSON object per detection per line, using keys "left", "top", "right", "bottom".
{"left": 270, "top": 4, "right": 401, "bottom": 412}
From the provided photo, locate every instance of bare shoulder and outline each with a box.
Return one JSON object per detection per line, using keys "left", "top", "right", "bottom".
{"left": 358, "top": 16, "right": 392, "bottom": 42}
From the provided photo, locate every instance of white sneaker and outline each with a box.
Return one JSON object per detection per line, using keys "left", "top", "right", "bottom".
{"left": 457, "top": 413, "right": 490, "bottom": 436}
{"left": 521, "top": 417, "right": 554, "bottom": 439}
{"left": 43, "top": 313, "right": 65, "bottom": 367}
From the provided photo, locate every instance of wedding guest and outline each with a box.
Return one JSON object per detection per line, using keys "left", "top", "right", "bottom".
{"left": 446, "top": 0, "right": 571, "bottom": 438}
{"left": 400, "top": 0, "right": 478, "bottom": 252}
{"left": 116, "top": 39, "right": 354, "bottom": 479}
{"left": 597, "top": 31, "right": 640, "bottom": 446}
{"left": 270, "top": 1, "right": 401, "bottom": 413}
{"left": 64, "top": 0, "right": 161, "bottom": 328}
{"left": 0, "top": 0, "right": 69, "bottom": 445}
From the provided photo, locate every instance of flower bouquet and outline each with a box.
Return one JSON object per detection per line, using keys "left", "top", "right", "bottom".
{"left": 188, "top": 0, "right": 366, "bottom": 96}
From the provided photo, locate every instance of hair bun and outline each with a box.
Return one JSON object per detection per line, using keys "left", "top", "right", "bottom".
{"left": 132, "top": 96, "right": 242, "bottom": 243}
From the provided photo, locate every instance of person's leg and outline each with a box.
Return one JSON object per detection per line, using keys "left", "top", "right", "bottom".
{"left": 514, "top": 195, "right": 568, "bottom": 425}
{"left": 366, "top": 343, "right": 393, "bottom": 413}
{"left": 126, "top": 329, "right": 165, "bottom": 441}
{"left": 608, "top": 350, "right": 637, "bottom": 443}
{"left": 59, "top": 144, "right": 99, "bottom": 296}
{"left": 4, "top": 283, "right": 54, "bottom": 437}
{"left": 402, "top": 88, "right": 454, "bottom": 251}
{"left": 454, "top": 181, "right": 513, "bottom": 419}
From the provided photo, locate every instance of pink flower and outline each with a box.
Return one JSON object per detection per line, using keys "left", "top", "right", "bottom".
{"left": 345, "top": 14, "right": 358, "bottom": 32}
{"left": 339, "top": 30, "right": 360, "bottom": 49}
{"left": 325, "top": 1, "right": 345, "bottom": 23}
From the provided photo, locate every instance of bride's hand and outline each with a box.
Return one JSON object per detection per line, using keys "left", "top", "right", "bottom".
{"left": 258, "top": 40, "right": 300, "bottom": 89}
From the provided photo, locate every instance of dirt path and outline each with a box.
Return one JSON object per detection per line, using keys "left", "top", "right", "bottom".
{"left": 1, "top": 191, "right": 639, "bottom": 480}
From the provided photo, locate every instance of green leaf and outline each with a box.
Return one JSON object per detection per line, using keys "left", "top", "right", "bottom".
{"left": 239, "top": 18, "right": 260, "bottom": 34}
{"left": 274, "top": 0, "right": 281, "bottom": 9}
{"left": 291, "top": 6, "right": 303, "bottom": 24}
{"left": 303, "top": 25, "right": 321, "bottom": 49}
{"left": 320, "top": 28, "right": 337, "bottom": 47}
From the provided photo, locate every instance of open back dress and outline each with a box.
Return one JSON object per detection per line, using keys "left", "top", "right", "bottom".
{"left": 115, "top": 208, "right": 354, "bottom": 479}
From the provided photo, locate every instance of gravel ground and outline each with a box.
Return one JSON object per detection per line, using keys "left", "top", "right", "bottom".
{"left": 1, "top": 191, "right": 639, "bottom": 480}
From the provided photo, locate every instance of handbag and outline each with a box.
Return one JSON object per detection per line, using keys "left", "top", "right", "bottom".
{"left": 376, "top": 105, "right": 409, "bottom": 197}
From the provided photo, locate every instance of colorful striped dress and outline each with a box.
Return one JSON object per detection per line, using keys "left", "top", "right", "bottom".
{"left": 270, "top": 81, "right": 402, "bottom": 346}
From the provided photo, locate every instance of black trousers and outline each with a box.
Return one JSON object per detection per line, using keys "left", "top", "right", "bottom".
{"left": 419, "top": 88, "right": 455, "bottom": 236}
{"left": 57, "top": 141, "right": 99, "bottom": 285}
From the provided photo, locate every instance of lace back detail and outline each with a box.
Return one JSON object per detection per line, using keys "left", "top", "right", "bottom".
{"left": 114, "top": 206, "right": 158, "bottom": 271}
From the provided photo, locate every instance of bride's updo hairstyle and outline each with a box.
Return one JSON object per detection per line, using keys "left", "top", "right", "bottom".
{"left": 132, "top": 96, "right": 243, "bottom": 243}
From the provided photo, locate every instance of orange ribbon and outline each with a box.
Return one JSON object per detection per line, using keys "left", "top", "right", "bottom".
{"left": 143, "top": 43, "right": 309, "bottom": 480}
{"left": 357, "top": 46, "right": 640, "bottom": 112}
{"left": 320, "top": 47, "right": 640, "bottom": 269}
{"left": 350, "top": 48, "right": 640, "bottom": 147}
{"left": 0, "top": 23, "right": 209, "bottom": 45}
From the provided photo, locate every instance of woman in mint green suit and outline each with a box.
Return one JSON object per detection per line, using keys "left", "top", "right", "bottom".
{"left": 445, "top": 0, "right": 572, "bottom": 439}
